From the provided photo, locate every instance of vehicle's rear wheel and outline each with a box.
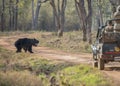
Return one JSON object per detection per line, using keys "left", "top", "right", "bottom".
{"left": 98, "top": 57, "right": 104, "bottom": 70}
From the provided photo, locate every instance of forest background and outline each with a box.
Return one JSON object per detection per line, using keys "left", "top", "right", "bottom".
{"left": 0, "top": 0, "right": 120, "bottom": 43}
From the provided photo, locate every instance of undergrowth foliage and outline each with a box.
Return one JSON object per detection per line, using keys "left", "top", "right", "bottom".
{"left": 38, "top": 31, "right": 92, "bottom": 53}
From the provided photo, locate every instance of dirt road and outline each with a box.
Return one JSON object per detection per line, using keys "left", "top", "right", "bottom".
{"left": 0, "top": 35, "right": 120, "bottom": 85}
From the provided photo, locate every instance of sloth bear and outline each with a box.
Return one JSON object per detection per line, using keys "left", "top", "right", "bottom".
{"left": 15, "top": 38, "right": 39, "bottom": 53}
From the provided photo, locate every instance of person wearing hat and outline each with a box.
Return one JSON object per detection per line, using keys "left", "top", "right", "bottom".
{"left": 105, "top": 20, "right": 113, "bottom": 32}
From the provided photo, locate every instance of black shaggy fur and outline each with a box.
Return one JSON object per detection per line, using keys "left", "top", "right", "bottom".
{"left": 15, "top": 38, "right": 39, "bottom": 53}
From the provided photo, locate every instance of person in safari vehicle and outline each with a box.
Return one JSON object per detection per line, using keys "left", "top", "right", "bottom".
{"left": 104, "top": 20, "right": 114, "bottom": 32}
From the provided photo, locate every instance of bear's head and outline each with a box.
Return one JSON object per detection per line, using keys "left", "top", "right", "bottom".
{"left": 32, "top": 38, "right": 39, "bottom": 46}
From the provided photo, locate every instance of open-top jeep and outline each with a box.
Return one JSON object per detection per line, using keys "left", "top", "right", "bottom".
{"left": 91, "top": 20, "right": 120, "bottom": 70}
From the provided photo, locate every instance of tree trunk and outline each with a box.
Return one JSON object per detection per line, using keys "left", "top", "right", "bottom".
{"left": 50, "top": 0, "right": 60, "bottom": 33}
{"left": 34, "top": 0, "right": 49, "bottom": 29}
{"left": 34, "top": 0, "right": 41, "bottom": 29}
{"left": 97, "top": 0, "right": 103, "bottom": 26}
{"left": 59, "top": 0, "right": 67, "bottom": 37}
{"left": 57, "top": 0, "right": 62, "bottom": 36}
{"left": 75, "top": 0, "right": 92, "bottom": 43}
{"left": 14, "top": 0, "right": 19, "bottom": 30}
{"left": 53, "top": 9, "right": 56, "bottom": 31}
{"left": 12, "top": 3, "right": 15, "bottom": 30}
{"left": 87, "top": 0, "right": 92, "bottom": 44}
{"left": 50, "top": 0, "right": 67, "bottom": 37}
{"left": 1, "top": 0, "right": 5, "bottom": 32}
{"left": 32, "top": 0, "right": 35, "bottom": 30}
{"left": 75, "top": 1, "right": 82, "bottom": 29}
{"left": 75, "top": 0, "right": 87, "bottom": 41}
{"left": 9, "top": 0, "right": 12, "bottom": 31}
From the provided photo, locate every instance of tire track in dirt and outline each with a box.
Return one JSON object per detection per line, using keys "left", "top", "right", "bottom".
{"left": 0, "top": 35, "right": 120, "bottom": 85}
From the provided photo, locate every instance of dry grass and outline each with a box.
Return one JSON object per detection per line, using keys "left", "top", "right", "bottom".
{"left": 0, "top": 71, "right": 43, "bottom": 86}
{"left": 36, "top": 31, "right": 92, "bottom": 53}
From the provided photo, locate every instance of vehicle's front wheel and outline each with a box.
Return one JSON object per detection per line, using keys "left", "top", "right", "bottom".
{"left": 93, "top": 60, "right": 98, "bottom": 68}
{"left": 98, "top": 57, "right": 104, "bottom": 70}
{"left": 93, "top": 53, "right": 98, "bottom": 60}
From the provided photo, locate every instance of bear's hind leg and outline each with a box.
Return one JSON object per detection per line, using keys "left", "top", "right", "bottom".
{"left": 23, "top": 47, "right": 27, "bottom": 52}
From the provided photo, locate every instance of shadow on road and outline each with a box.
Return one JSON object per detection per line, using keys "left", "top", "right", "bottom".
{"left": 105, "top": 67, "right": 120, "bottom": 71}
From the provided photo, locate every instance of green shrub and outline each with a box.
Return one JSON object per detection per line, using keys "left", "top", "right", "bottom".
{"left": 57, "top": 65, "right": 110, "bottom": 86}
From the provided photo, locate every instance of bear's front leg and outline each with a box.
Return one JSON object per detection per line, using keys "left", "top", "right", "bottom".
{"left": 16, "top": 46, "right": 22, "bottom": 53}
{"left": 28, "top": 46, "right": 33, "bottom": 53}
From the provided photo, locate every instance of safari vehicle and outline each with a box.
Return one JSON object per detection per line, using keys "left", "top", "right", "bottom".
{"left": 91, "top": 20, "right": 120, "bottom": 70}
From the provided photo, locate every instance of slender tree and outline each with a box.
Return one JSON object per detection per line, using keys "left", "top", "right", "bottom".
{"left": 33, "top": 0, "right": 49, "bottom": 29}
{"left": 75, "top": 0, "right": 92, "bottom": 43}
{"left": 75, "top": 0, "right": 82, "bottom": 29}
{"left": 32, "top": 0, "right": 35, "bottom": 29}
{"left": 9, "top": 0, "right": 12, "bottom": 30}
{"left": 1, "top": 0, "right": 5, "bottom": 32}
{"left": 87, "top": 0, "right": 92, "bottom": 43}
{"left": 53, "top": 8, "right": 56, "bottom": 31}
{"left": 12, "top": 1, "right": 15, "bottom": 30}
{"left": 97, "top": 0, "right": 103, "bottom": 26}
{"left": 34, "top": 0, "right": 41, "bottom": 29}
{"left": 50, "top": 0, "right": 67, "bottom": 37}
{"left": 14, "top": 0, "right": 19, "bottom": 30}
